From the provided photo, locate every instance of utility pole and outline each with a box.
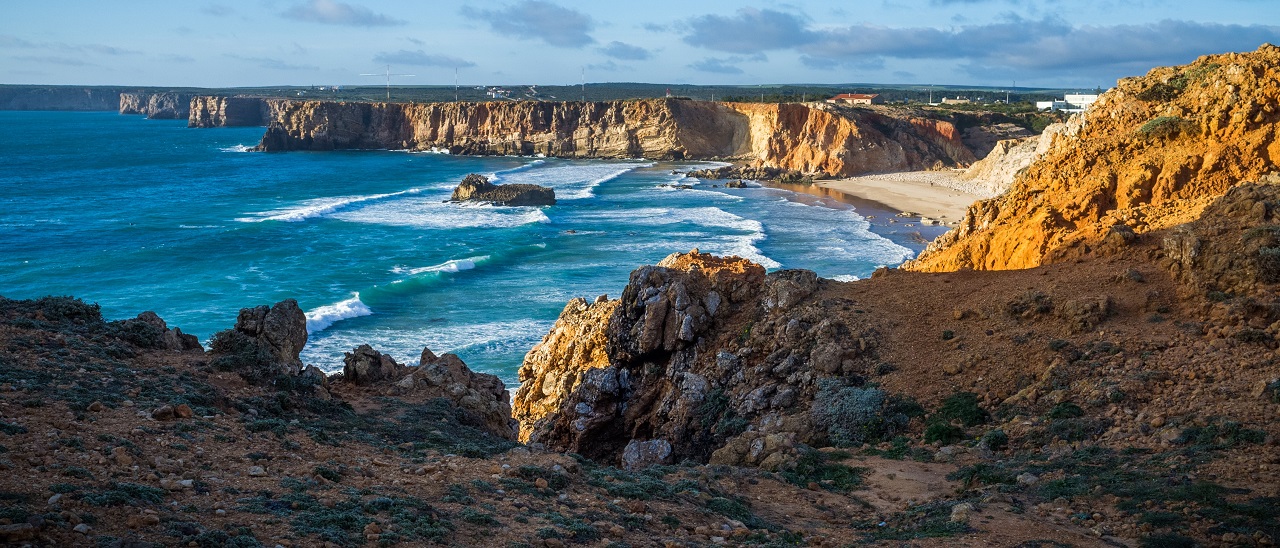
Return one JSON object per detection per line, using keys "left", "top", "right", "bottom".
{"left": 455, "top": 68, "right": 459, "bottom": 102}
{"left": 581, "top": 67, "right": 585, "bottom": 102}
{"left": 360, "top": 65, "right": 414, "bottom": 101}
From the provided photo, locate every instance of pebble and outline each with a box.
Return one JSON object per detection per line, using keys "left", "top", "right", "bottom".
{"left": 73, "top": 523, "right": 91, "bottom": 534}
{"left": 247, "top": 466, "right": 267, "bottom": 477}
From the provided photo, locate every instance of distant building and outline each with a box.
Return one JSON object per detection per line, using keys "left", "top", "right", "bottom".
{"left": 827, "top": 93, "right": 883, "bottom": 105}
{"left": 940, "top": 96, "right": 972, "bottom": 105}
{"left": 1037, "top": 94, "right": 1099, "bottom": 113}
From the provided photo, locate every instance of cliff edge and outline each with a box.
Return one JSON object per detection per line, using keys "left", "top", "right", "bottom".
{"left": 249, "top": 98, "right": 973, "bottom": 177}
{"left": 905, "top": 43, "right": 1280, "bottom": 272}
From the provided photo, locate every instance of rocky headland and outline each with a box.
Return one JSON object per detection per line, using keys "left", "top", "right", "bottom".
{"left": 450, "top": 173, "right": 556, "bottom": 206}
{"left": 188, "top": 96, "right": 273, "bottom": 128}
{"left": 906, "top": 44, "right": 1280, "bottom": 272}
{"left": 242, "top": 98, "right": 973, "bottom": 178}
{"left": 2, "top": 47, "right": 1280, "bottom": 547}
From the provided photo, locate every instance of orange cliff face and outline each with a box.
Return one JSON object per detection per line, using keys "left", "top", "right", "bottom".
{"left": 905, "top": 44, "right": 1280, "bottom": 273}
{"left": 244, "top": 97, "right": 973, "bottom": 177}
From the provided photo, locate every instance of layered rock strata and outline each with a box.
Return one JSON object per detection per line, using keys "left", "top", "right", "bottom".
{"left": 118, "top": 92, "right": 193, "bottom": 119}
{"left": 188, "top": 96, "right": 272, "bottom": 127}
{"left": 246, "top": 98, "right": 973, "bottom": 177}
{"left": 907, "top": 44, "right": 1280, "bottom": 272}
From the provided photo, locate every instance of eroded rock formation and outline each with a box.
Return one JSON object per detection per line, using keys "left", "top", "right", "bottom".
{"left": 207, "top": 299, "right": 308, "bottom": 384}
{"left": 340, "top": 344, "right": 516, "bottom": 439}
{"left": 450, "top": 173, "right": 555, "bottom": 206}
{"left": 513, "top": 250, "right": 892, "bottom": 466}
{"left": 119, "top": 92, "right": 193, "bottom": 119}
{"left": 906, "top": 44, "right": 1280, "bottom": 272}
{"left": 246, "top": 98, "right": 973, "bottom": 177}
{"left": 188, "top": 96, "right": 271, "bottom": 128}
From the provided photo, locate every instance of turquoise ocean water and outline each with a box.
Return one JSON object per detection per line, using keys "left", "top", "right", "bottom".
{"left": 0, "top": 111, "right": 936, "bottom": 383}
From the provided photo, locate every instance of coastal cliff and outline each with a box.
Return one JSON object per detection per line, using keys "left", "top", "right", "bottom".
{"left": 118, "top": 92, "right": 193, "bottom": 119}
{"left": 905, "top": 43, "right": 1280, "bottom": 272}
{"left": 249, "top": 98, "right": 973, "bottom": 177}
{"left": 0, "top": 85, "right": 124, "bottom": 111}
{"left": 188, "top": 96, "right": 272, "bottom": 127}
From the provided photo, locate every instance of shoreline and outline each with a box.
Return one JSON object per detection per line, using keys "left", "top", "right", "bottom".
{"left": 809, "top": 170, "right": 983, "bottom": 224}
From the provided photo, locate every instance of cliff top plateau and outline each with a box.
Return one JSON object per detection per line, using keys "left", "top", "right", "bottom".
{"left": 906, "top": 43, "right": 1280, "bottom": 272}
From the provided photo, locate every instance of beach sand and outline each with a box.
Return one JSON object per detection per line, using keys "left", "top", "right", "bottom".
{"left": 813, "top": 170, "right": 984, "bottom": 224}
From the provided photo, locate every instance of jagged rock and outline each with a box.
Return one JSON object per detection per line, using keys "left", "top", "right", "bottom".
{"left": 515, "top": 250, "right": 874, "bottom": 466}
{"left": 620, "top": 439, "right": 673, "bottom": 471}
{"left": 134, "top": 311, "right": 203, "bottom": 352}
{"left": 343, "top": 344, "right": 406, "bottom": 385}
{"left": 1163, "top": 181, "right": 1280, "bottom": 295}
{"left": 208, "top": 299, "right": 308, "bottom": 384}
{"left": 708, "top": 431, "right": 799, "bottom": 471}
{"left": 341, "top": 345, "right": 516, "bottom": 439}
{"left": 450, "top": 173, "right": 555, "bottom": 206}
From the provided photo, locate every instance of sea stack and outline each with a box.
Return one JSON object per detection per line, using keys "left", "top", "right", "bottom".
{"left": 450, "top": 173, "right": 555, "bottom": 206}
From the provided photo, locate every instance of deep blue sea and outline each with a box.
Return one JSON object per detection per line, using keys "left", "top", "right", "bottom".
{"left": 0, "top": 111, "right": 936, "bottom": 384}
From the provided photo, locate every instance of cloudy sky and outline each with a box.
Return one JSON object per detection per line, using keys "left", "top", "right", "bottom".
{"left": 3, "top": 0, "right": 1277, "bottom": 89}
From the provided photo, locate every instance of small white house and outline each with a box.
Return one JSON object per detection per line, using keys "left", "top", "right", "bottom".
{"left": 1038, "top": 94, "right": 1099, "bottom": 113}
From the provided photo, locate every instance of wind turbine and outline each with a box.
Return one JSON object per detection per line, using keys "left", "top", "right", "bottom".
{"left": 360, "top": 65, "right": 415, "bottom": 101}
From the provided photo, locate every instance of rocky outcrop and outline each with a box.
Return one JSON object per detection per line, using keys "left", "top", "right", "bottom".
{"left": 960, "top": 122, "right": 1035, "bottom": 159}
{"left": 248, "top": 98, "right": 972, "bottom": 177}
{"left": 1162, "top": 175, "right": 1280, "bottom": 296}
{"left": 208, "top": 299, "right": 308, "bottom": 384}
{"left": 514, "top": 250, "right": 892, "bottom": 466}
{"left": 119, "top": 92, "right": 193, "bottom": 119}
{"left": 188, "top": 96, "right": 271, "bottom": 127}
{"left": 342, "top": 344, "right": 408, "bottom": 384}
{"left": 133, "top": 311, "right": 203, "bottom": 352}
{"left": 685, "top": 165, "right": 812, "bottom": 184}
{"left": 906, "top": 44, "right": 1280, "bottom": 272}
{"left": 340, "top": 345, "right": 516, "bottom": 439}
{"left": 450, "top": 173, "right": 555, "bottom": 206}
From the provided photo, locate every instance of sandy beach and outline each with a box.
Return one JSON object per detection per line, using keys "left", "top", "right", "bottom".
{"left": 813, "top": 170, "right": 985, "bottom": 224}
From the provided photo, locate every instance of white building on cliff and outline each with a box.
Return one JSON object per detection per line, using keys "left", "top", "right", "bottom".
{"left": 1036, "top": 93, "right": 1099, "bottom": 113}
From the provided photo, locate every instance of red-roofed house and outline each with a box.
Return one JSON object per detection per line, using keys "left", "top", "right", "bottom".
{"left": 827, "top": 93, "right": 883, "bottom": 105}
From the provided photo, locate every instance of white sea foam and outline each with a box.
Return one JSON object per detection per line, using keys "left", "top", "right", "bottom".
{"left": 237, "top": 188, "right": 422, "bottom": 223}
{"left": 392, "top": 255, "right": 490, "bottom": 276}
{"left": 305, "top": 293, "right": 373, "bottom": 334}
{"left": 219, "top": 144, "right": 254, "bottom": 153}
{"left": 178, "top": 225, "right": 225, "bottom": 229}
{"left": 493, "top": 160, "right": 650, "bottom": 199}
{"left": 334, "top": 197, "right": 550, "bottom": 229}
{"left": 831, "top": 274, "right": 860, "bottom": 282}
{"left": 299, "top": 318, "right": 555, "bottom": 375}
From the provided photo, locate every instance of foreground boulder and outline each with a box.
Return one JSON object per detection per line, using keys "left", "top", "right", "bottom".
{"left": 208, "top": 299, "right": 308, "bottom": 384}
{"left": 340, "top": 345, "right": 516, "bottom": 439}
{"left": 514, "top": 250, "right": 889, "bottom": 465}
{"left": 450, "top": 173, "right": 555, "bottom": 206}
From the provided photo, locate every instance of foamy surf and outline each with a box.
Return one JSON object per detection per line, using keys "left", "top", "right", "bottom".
{"left": 219, "top": 144, "right": 254, "bottom": 153}
{"left": 237, "top": 188, "right": 422, "bottom": 223}
{"left": 305, "top": 293, "right": 373, "bottom": 334}
{"left": 392, "top": 255, "right": 490, "bottom": 276}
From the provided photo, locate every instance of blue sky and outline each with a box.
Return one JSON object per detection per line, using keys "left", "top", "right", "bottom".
{"left": 2, "top": 0, "right": 1278, "bottom": 88}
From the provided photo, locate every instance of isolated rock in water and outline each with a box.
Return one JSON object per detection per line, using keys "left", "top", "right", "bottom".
{"left": 450, "top": 173, "right": 555, "bottom": 206}
{"left": 134, "top": 311, "right": 203, "bottom": 352}
{"left": 343, "top": 344, "right": 406, "bottom": 385}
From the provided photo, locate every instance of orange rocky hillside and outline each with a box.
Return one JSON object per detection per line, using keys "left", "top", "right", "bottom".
{"left": 905, "top": 43, "right": 1280, "bottom": 272}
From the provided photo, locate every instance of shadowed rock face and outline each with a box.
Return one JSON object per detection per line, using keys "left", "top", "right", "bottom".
{"left": 340, "top": 344, "right": 516, "bottom": 439}
{"left": 450, "top": 173, "right": 555, "bottom": 206}
{"left": 207, "top": 299, "right": 309, "bottom": 385}
{"left": 118, "top": 92, "right": 193, "bottom": 119}
{"left": 513, "top": 250, "right": 890, "bottom": 466}
{"left": 906, "top": 44, "right": 1280, "bottom": 273}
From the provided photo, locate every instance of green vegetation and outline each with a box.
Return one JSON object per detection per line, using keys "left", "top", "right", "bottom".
{"left": 779, "top": 448, "right": 865, "bottom": 492}
{"left": 1137, "top": 116, "right": 1190, "bottom": 138}
{"left": 813, "top": 380, "right": 922, "bottom": 447}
